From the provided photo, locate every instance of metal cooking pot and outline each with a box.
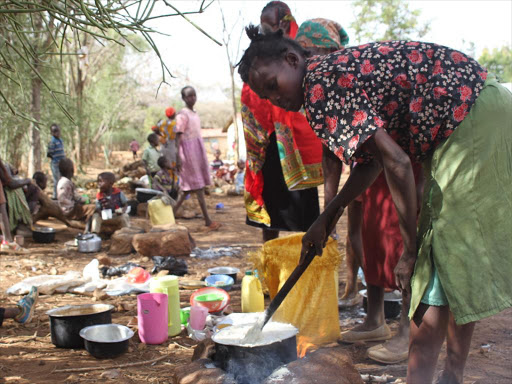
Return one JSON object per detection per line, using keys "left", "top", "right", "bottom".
{"left": 212, "top": 324, "right": 298, "bottom": 384}
{"left": 77, "top": 233, "right": 102, "bottom": 253}
{"left": 80, "top": 324, "right": 134, "bottom": 358}
{"left": 47, "top": 304, "right": 114, "bottom": 349}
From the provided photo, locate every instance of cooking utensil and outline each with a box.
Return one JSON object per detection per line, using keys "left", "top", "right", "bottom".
{"left": 80, "top": 324, "right": 134, "bottom": 358}
{"left": 207, "top": 266, "right": 240, "bottom": 284}
{"left": 76, "top": 233, "right": 102, "bottom": 253}
{"left": 32, "top": 226, "right": 56, "bottom": 243}
{"left": 190, "top": 287, "right": 230, "bottom": 313}
{"left": 205, "top": 274, "right": 234, "bottom": 291}
{"left": 260, "top": 247, "right": 317, "bottom": 329}
{"left": 47, "top": 304, "right": 114, "bottom": 349}
{"left": 213, "top": 322, "right": 298, "bottom": 384}
{"left": 135, "top": 188, "right": 163, "bottom": 203}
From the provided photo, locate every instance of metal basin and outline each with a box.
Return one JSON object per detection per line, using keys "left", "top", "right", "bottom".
{"left": 80, "top": 324, "right": 134, "bottom": 359}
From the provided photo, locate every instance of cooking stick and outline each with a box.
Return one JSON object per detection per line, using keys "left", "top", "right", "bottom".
{"left": 261, "top": 246, "right": 317, "bottom": 328}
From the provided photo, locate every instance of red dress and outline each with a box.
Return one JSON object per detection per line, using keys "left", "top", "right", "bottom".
{"left": 360, "top": 164, "right": 422, "bottom": 289}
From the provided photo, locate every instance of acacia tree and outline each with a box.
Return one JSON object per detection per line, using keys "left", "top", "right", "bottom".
{"left": 0, "top": 0, "right": 219, "bottom": 173}
{"left": 479, "top": 46, "right": 512, "bottom": 82}
{"left": 218, "top": 1, "right": 244, "bottom": 161}
{"left": 350, "top": 0, "right": 430, "bottom": 43}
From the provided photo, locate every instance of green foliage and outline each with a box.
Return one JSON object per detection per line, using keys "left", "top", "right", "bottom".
{"left": 479, "top": 46, "right": 512, "bottom": 83}
{"left": 350, "top": 0, "right": 430, "bottom": 43}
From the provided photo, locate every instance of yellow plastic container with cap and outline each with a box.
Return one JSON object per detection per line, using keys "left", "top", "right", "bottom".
{"left": 150, "top": 275, "right": 181, "bottom": 336}
{"left": 241, "top": 270, "right": 264, "bottom": 313}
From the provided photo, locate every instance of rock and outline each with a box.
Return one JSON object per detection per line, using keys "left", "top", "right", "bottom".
{"left": 93, "top": 288, "right": 109, "bottom": 301}
{"left": 192, "top": 339, "right": 216, "bottom": 361}
{"left": 97, "top": 255, "right": 112, "bottom": 266}
{"left": 109, "top": 226, "right": 144, "bottom": 255}
{"left": 137, "top": 203, "right": 148, "bottom": 218}
{"left": 142, "top": 256, "right": 149, "bottom": 262}
{"left": 50, "top": 267, "right": 58, "bottom": 275}
{"left": 132, "top": 225, "right": 191, "bottom": 257}
{"left": 101, "top": 369, "right": 122, "bottom": 380}
{"left": 173, "top": 359, "right": 236, "bottom": 384}
{"left": 156, "top": 270, "right": 169, "bottom": 277}
{"left": 263, "top": 346, "right": 363, "bottom": 384}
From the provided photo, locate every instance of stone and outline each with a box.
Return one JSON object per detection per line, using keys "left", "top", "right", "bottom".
{"left": 93, "top": 288, "right": 109, "bottom": 301}
{"left": 132, "top": 225, "right": 191, "bottom": 257}
{"left": 173, "top": 359, "right": 236, "bottom": 384}
{"left": 263, "top": 346, "right": 363, "bottom": 384}
{"left": 100, "top": 369, "right": 122, "bottom": 380}
{"left": 109, "top": 226, "right": 144, "bottom": 255}
{"left": 192, "top": 339, "right": 216, "bottom": 361}
{"left": 97, "top": 255, "right": 112, "bottom": 266}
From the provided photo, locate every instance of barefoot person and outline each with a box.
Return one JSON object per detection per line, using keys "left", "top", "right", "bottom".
{"left": 241, "top": 2, "right": 324, "bottom": 243}
{"left": 173, "top": 86, "right": 220, "bottom": 231}
{"left": 239, "top": 29, "right": 512, "bottom": 383}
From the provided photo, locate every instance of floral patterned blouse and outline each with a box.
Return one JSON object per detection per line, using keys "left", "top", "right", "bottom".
{"left": 303, "top": 41, "right": 487, "bottom": 164}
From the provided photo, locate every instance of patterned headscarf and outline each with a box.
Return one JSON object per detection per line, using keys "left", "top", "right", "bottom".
{"left": 296, "top": 18, "right": 349, "bottom": 50}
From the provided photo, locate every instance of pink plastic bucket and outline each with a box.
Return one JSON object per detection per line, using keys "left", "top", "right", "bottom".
{"left": 137, "top": 293, "right": 168, "bottom": 344}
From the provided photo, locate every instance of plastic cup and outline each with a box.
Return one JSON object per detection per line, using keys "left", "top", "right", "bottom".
{"left": 190, "top": 305, "right": 208, "bottom": 330}
{"left": 180, "top": 308, "right": 190, "bottom": 325}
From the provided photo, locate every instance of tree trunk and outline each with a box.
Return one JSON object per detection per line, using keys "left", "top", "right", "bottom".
{"left": 29, "top": 70, "right": 42, "bottom": 175}
{"left": 229, "top": 64, "right": 239, "bottom": 162}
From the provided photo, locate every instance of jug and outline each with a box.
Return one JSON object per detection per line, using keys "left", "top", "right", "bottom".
{"left": 137, "top": 293, "right": 168, "bottom": 344}
{"left": 150, "top": 275, "right": 181, "bottom": 336}
{"left": 190, "top": 305, "right": 209, "bottom": 330}
{"left": 241, "top": 270, "right": 264, "bottom": 313}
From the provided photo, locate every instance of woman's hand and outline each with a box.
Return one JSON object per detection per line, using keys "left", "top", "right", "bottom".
{"left": 394, "top": 251, "right": 417, "bottom": 297}
{"left": 299, "top": 208, "right": 344, "bottom": 265}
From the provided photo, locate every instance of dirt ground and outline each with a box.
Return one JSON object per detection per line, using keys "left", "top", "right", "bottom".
{"left": 0, "top": 152, "right": 510, "bottom": 383}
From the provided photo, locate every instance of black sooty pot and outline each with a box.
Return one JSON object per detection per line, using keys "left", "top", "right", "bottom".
{"left": 47, "top": 304, "right": 114, "bottom": 349}
{"left": 213, "top": 335, "right": 297, "bottom": 384}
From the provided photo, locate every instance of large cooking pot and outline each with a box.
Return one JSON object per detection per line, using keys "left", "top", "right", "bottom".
{"left": 212, "top": 322, "right": 298, "bottom": 384}
{"left": 76, "top": 233, "right": 102, "bottom": 253}
{"left": 47, "top": 304, "right": 114, "bottom": 349}
{"left": 32, "top": 226, "right": 56, "bottom": 243}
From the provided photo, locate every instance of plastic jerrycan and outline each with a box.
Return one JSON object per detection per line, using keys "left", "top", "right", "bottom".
{"left": 241, "top": 270, "right": 264, "bottom": 313}
{"left": 137, "top": 293, "right": 168, "bottom": 344}
{"left": 150, "top": 275, "right": 181, "bottom": 336}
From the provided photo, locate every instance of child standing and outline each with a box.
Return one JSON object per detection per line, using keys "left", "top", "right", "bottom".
{"left": 239, "top": 30, "right": 512, "bottom": 383}
{"left": 142, "top": 133, "right": 161, "bottom": 179}
{"left": 173, "top": 86, "right": 220, "bottom": 231}
{"left": 47, "top": 123, "right": 65, "bottom": 199}
{"left": 91, "top": 172, "right": 129, "bottom": 234}
{"left": 129, "top": 139, "right": 139, "bottom": 160}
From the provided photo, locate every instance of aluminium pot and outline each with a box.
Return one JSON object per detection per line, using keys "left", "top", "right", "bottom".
{"left": 135, "top": 188, "right": 163, "bottom": 203}
{"left": 32, "top": 226, "right": 56, "bottom": 243}
{"left": 212, "top": 324, "right": 298, "bottom": 384}
{"left": 47, "top": 304, "right": 114, "bottom": 349}
{"left": 80, "top": 324, "right": 134, "bottom": 359}
{"left": 76, "top": 233, "right": 102, "bottom": 253}
{"left": 361, "top": 289, "right": 402, "bottom": 319}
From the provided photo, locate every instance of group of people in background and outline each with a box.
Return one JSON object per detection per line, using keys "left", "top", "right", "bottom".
{"left": 142, "top": 86, "right": 221, "bottom": 232}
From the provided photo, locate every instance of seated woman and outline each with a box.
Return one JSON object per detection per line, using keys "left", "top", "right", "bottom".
{"left": 0, "top": 161, "right": 32, "bottom": 235}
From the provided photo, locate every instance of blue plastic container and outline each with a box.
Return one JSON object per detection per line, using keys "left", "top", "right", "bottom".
{"left": 205, "top": 274, "right": 234, "bottom": 291}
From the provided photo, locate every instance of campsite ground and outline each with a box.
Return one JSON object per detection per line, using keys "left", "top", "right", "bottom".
{"left": 1, "top": 151, "right": 510, "bottom": 383}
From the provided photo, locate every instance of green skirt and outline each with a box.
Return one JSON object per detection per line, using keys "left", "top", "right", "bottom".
{"left": 409, "top": 76, "right": 512, "bottom": 325}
